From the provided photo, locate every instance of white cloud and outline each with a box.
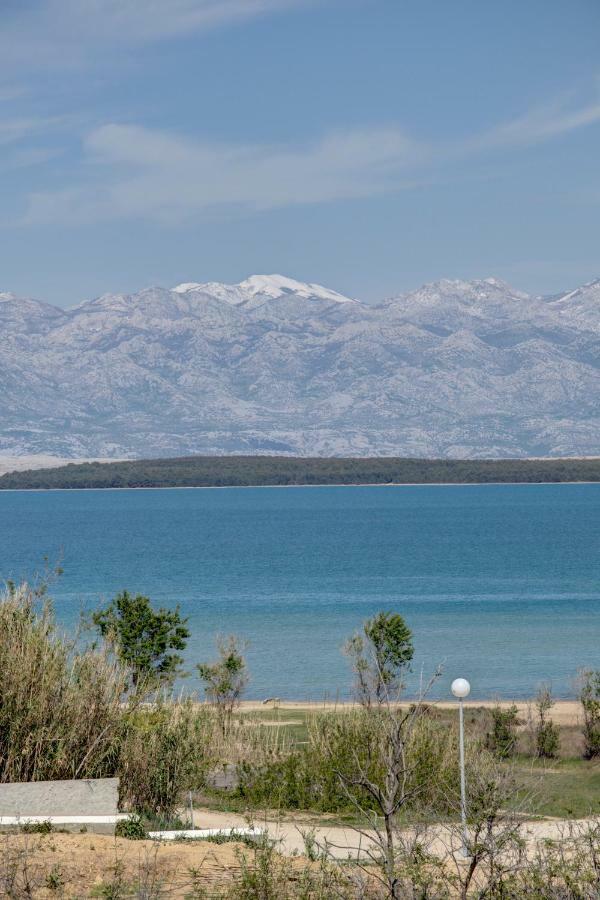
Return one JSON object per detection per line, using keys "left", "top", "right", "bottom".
{"left": 19, "top": 90, "right": 600, "bottom": 227}
{"left": 23, "top": 123, "right": 424, "bottom": 224}
{"left": 465, "top": 95, "right": 600, "bottom": 152}
{"left": 0, "top": 0, "right": 318, "bottom": 65}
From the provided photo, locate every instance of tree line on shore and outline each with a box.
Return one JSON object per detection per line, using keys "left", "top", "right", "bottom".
{"left": 3, "top": 454, "right": 600, "bottom": 489}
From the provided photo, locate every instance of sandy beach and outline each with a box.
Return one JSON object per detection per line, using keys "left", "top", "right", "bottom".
{"left": 238, "top": 699, "right": 582, "bottom": 727}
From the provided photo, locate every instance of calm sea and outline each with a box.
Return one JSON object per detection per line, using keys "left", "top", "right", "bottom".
{"left": 0, "top": 483, "right": 599, "bottom": 700}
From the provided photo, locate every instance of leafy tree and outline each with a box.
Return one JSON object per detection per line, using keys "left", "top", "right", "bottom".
{"left": 345, "top": 611, "right": 414, "bottom": 705}
{"left": 197, "top": 636, "right": 248, "bottom": 734}
{"left": 578, "top": 669, "right": 600, "bottom": 758}
{"left": 92, "top": 591, "right": 189, "bottom": 688}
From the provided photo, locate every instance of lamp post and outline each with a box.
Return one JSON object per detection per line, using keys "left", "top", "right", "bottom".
{"left": 451, "top": 677, "right": 471, "bottom": 858}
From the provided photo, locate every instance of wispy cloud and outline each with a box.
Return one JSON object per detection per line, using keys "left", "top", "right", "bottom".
{"left": 0, "top": 147, "right": 60, "bottom": 174}
{"left": 22, "top": 123, "right": 424, "bottom": 225}
{"left": 466, "top": 94, "right": 600, "bottom": 152}
{"left": 0, "top": 0, "right": 319, "bottom": 65}
{"left": 18, "top": 90, "right": 600, "bottom": 227}
{"left": 0, "top": 116, "right": 63, "bottom": 147}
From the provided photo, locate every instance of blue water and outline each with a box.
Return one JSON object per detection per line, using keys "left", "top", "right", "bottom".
{"left": 0, "top": 484, "right": 599, "bottom": 699}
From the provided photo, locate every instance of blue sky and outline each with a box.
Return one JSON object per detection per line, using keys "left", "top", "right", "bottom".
{"left": 1, "top": 0, "right": 599, "bottom": 306}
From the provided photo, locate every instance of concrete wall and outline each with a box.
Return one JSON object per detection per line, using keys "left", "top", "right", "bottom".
{"left": 0, "top": 778, "right": 119, "bottom": 817}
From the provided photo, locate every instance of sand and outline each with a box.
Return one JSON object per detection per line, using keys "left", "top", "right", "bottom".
{"left": 0, "top": 832, "right": 247, "bottom": 897}
{"left": 239, "top": 699, "right": 582, "bottom": 727}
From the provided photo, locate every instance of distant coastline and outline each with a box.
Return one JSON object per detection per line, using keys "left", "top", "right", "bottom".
{"left": 2, "top": 454, "right": 600, "bottom": 490}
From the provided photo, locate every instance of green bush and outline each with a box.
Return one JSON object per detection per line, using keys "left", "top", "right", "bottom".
{"left": 0, "top": 580, "right": 213, "bottom": 822}
{"left": 117, "top": 700, "right": 211, "bottom": 820}
{"left": 536, "top": 720, "right": 560, "bottom": 759}
{"left": 20, "top": 820, "right": 53, "bottom": 834}
{"left": 579, "top": 669, "right": 600, "bottom": 759}
{"left": 485, "top": 704, "right": 519, "bottom": 759}
{"left": 534, "top": 684, "right": 560, "bottom": 759}
{"left": 114, "top": 814, "right": 148, "bottom": 840}
{"left": 235, "top": 709, "right": 460, "bottom": 816}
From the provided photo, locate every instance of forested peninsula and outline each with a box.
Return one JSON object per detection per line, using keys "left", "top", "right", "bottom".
{"left": 1, "top": 455, "right": 600, "bottom": 490}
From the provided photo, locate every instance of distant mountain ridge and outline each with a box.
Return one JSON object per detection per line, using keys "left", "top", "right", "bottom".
{"left": 1, "top": 273, "right": 599, "bottom": 459}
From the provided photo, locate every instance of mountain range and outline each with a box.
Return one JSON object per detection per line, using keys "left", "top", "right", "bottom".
{"left": 1, "top": 273, "right": 599, "bottom": 459}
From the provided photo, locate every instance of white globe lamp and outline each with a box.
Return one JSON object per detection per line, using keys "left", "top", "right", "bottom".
{"left": 451, "top": 677, "right": 471, "bottom": 699}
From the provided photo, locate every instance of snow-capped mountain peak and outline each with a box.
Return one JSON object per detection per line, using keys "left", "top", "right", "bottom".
{"left": 1, "top": 273, "right": 600, "bottom": 461}
{"left": 172, "top": 282, "right": 204, "bottom": 294}
{"left": 173, "top": 274, "right": 356, "bottom": 306}
{"left": 238, "top": 274, "right": 356, "bottom": 304}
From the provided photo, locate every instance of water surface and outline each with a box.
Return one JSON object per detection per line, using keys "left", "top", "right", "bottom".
{"left": 0, "top": 483, "right": 598, "bottom": 699}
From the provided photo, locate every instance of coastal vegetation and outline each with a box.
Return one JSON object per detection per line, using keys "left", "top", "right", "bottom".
{"left": 2, "top": 454, "right": 600, "bottom": 490}
{"left": 92, "top": 590, "right": 190, "bottom": 688}
{"left": 197, "top": 636, "right": 249, "bottom": 736}
{"left": 0, "top": 578, "right": 599, "bottom": 896}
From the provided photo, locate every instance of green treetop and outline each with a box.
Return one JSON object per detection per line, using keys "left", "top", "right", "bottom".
{"left": 92, "top": 590, "right": 190, "bottom": 688}
{"left": 346, "top": 610, "right": 414, "bottom": 705}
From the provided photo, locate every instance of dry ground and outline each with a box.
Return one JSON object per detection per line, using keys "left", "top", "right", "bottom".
{"left": 0, "top": 832, "right": 249, "bottom": 897}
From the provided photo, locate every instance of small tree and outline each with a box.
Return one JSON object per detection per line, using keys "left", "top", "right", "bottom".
{"left": 345, "top": 611, "right": 414, "bottom": 705}
{"left": 197, "top": 636, "right": 248, "bottom": 734}
{"left": 485, "top": 704, "right": 519, "bottom": 759}
{"left": 92, "top": 591, "right": 190, "bottom": 688}
{"left": 534, "top": 684, "right": 560, "bottom": 759}
{"left": 578, "top": 669, "right": 600, "bottom": 759}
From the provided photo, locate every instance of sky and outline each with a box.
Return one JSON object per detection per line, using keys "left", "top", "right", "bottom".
{"left": 1, "top": 0, "right": 599, "bottom": 307}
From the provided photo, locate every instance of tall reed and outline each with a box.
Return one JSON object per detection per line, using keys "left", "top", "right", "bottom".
{"left": 0, "top": 581, "right": 127, "bottom": 782}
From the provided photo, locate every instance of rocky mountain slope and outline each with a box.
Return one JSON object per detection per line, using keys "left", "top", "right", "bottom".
{"left": 1, "top": 274, "right": 599, "bottom": 459}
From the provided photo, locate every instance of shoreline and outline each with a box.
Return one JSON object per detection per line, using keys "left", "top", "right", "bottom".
{"left": 237, "top": 699, "right": 582, "bottom": 726}
{"left": 2, "top": 480, "right": 600, "bottom": 493}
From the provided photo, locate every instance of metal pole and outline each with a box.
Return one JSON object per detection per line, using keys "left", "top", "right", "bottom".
{"left": 458, "top": 697, "right": 468, "bottom": 857}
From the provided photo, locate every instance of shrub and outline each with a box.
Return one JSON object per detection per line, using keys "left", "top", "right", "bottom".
{"left": 197, "top": 636, "right": 248, "bottom": 735}
{"left": 114, "top": 814, "right": 148, "bottom": 840}
{"left": 0, "top": 581, "right": 213, "bottom": 821}
{"left": 225, "top": 837, "right": 350, "bottom": 900}
{"left": 117, "top": 699, "right": 211, "bottom": 821}
{"left": 534, "top": 684, "right": 560, "bottom": 759}
{"left": 578, "top": 669, "right": 600, "bottom": 759}
{"left": 485, "top": 704, "right": 519, "bottom": 759}
{"left": 20, "top": 820, "right": 53, "bottom": 834}
{"left": 235, "top": 708, "right": 460, "bottom": 816}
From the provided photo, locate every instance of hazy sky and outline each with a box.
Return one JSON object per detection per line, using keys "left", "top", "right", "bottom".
{"left": 1, "top": 0, "right": 599, "bottom": 306}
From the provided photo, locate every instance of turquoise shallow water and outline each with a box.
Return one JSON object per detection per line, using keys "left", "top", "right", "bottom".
{"left": 0, "top": 483, "right": 599, "bottom": 699}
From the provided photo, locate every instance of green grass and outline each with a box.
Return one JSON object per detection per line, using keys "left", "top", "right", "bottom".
{"left": 237, "top": 709, "right": 311, "bottom": 745}
{"left": 514, "top": 757, "right": 600, "bottom": 819}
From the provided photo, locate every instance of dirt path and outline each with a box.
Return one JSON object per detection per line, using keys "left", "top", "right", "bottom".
{"left": 192, "top": 808, "right": 595, "bottom": 860}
